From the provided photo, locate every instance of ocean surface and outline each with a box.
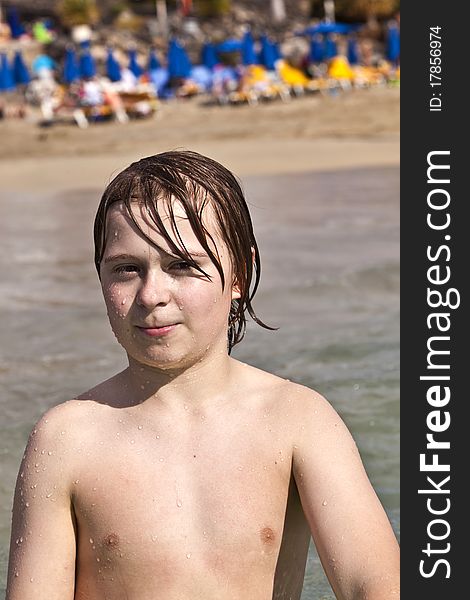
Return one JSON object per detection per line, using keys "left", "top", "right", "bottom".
{"left": 0, "top": 166, "right": 399, "bottom": 598}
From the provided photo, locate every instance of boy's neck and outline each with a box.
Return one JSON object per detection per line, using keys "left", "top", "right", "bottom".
{"left": 124, "top": 345, "right": 237, "bottom": 410}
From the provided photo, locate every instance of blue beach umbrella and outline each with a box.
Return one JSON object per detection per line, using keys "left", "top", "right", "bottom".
{"left": 217, "top": 39, "right": 242, "bottom": 54}
{"left": 13, "top": 50, "right": 31, "bottom": 85}
{"left": 310, "top": 36, "right": 324, "bottom": 63}
{"left": 386, "top": 24, "right": 400, "bottom": 64}
{"left": 0, "top": 53, "right": 16, "bottom": 92}
{"left": 201, "top": 42, "right": 218, "bottom": 70}
{"left": 6, "top": 7, "right": 26, "bottom": 39}
{"left": 148, "top": 49, "right": 161, "bottom": 71}
{"left": 241, "top": 31, "right": 257, "bottom": 65}
{"left": 347, "top": 38, "right": 359, "bottom": 65}
{"left": 106, "top": 49, "right": 121, "bottom": 82}
{"left": 63, "top": 47, "right": 79, "bottom": 84}
{"left": 79, "top": 48, "right": 96, "bottom": 78}
{"left": 128, "top": 48, "right": 143, "bottom": 78}
{"left": 324, "top": 35, "right": 338, "bottom": 59}
{"left": 167, "top": 39, "right": 192, "bottom": 79}
{"left": 303, "top": 22, "right": 354, "bottom": 36}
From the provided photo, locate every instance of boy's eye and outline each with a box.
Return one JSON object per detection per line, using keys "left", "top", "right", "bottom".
{"left": 114, "top": 265, "right": 139, "bottom": 275}
{"left": 171, "top": 261, "right": 193, "bottom": 272}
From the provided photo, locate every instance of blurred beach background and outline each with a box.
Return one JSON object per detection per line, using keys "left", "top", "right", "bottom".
{"left": 0, "top": 1, "right": 399, "bottom": 598}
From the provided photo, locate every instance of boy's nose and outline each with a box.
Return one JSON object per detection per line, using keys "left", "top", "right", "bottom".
{"left": 136, "top": 271, "right": 171, "bottom": 309}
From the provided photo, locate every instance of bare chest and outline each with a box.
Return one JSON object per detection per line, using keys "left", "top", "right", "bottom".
{"left": 72, "top": 418, "right": 293, "bottom": 584}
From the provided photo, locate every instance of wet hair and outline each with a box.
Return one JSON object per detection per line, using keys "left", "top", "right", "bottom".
{"left": 94, "top": 150, "right": 275, "bottom": 352}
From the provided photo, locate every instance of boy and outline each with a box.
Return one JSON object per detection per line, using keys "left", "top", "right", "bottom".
{"left": 7, "top": 151, "right": 399, "bottom": 599}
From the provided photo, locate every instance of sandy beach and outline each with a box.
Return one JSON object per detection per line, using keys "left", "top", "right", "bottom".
{"left": 0, "top": 85, "right": 399, "bottom": 191}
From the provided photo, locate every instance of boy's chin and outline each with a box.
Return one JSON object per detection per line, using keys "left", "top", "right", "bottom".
{"left": 125, "top": 346, "right": 213, "bottom": 372}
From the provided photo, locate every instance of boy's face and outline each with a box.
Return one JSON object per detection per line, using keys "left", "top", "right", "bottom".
{"left": 99, "top": 200, "right": 240, "bottom": 370}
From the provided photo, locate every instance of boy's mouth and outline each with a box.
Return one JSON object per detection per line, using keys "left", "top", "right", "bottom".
{"left": 136, "top": 324, "right": 179, "bottom": 337}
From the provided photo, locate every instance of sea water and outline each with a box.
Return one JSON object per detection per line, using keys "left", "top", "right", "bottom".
{"left": 0, "top": 167, "right": 399, "bottom": 598}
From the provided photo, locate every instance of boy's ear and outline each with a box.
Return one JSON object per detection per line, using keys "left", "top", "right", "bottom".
{"left": 231, "top": 279, "right": 241, "bottom": 300}
{"left": 231, "top": 247, "right": 255, "bottom": 300}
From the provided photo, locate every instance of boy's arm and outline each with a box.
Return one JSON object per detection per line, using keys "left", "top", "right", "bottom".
{"left": 6, "top": 406, "right": 77, "bottom": 600}
{"left": 292, "top": 388, "right": 400, "bottom": 600}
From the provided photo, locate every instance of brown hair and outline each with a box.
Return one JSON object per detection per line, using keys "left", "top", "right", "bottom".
{"left": 94, "top": 150, "right": 275, "bottom": 352}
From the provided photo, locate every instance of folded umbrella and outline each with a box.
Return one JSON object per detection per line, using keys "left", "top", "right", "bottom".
{"left": 324, "top": 35, "right": 338, "bottom": 59}
{"left": 386, "top": 24, "right": 400, "bottom": 64}
{"left": 128, "top": 48, "right": 143, "bottom": 78}
{"left": 106, "top": 49, "right": 122, "bottom": 82}
{"left": 168, "top": 39, "right": 192, "bottom": 79}
{"left": 0, "top": 53, "right": 16, "bottom": 92}
{"left": 241, "top": 31, "right": 257, "bottom": 66}
{"left": 347, "top": 38, "right": 359, "bottom": 65}
{"left": 201, "top": 43, "right": 218, "bottom": 70}
{"left": 79, "top": 48, "right": 96, "bottom": 79}
{"left": 148, "top": 49, "right": 161, "bottom": 71}
{"left": 13, "top": 50, "right": 31, "bottom": 85}
{"left": 63, "top": 47, "right": 79, "bottom": 84}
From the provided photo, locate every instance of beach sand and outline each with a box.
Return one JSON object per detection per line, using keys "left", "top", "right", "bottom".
{"left": 0, "top": 86, "right": 399, "bottom": 191}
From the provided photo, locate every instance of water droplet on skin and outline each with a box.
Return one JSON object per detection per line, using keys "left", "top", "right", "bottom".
{"left": 25, "top": 502, "right": 30, "bottom": 507}
{"left": 184, "top": 404, "right": 189, "bottom": 411}
{"left": 74, "top": 480, "right": 79, "bottom": 484}
{"left": 61, "top": 431, "right": 65, "bottom": 435}
{"left": 30, "top": 577, "right": 34, "bottom": 582}
{"left": 46, "top": 493, "right": 53, "bottom": 498}
{"left": 176, "top": 500, "right": 182, "bottom": 508}
{"left": 156, "top": 435, "right": 160, "bottom": 439}
{"left": 203, "top": 530, "right": 207, "bottom": 536}
{"left": 14, "top": 571, "right": 19, "bottom": 577}
{"left": 138, "top": 425, "right": 143, "bottom": 430}
{"left": 20, "top": 471, "right": 24, "bottom": 478}
{"left": 130, "top": 440, "right": 135, "bottom": 444}
{"left": 151, "top": 535, "right": 158, "bottom": 542}
{"left": 237, "top": 466, "right": 243, "bottom": 471}
{"left": 96, "top": 557, "right": 100, "bottom": 562}
{"left": 32, "top": 429, "right": 37, "bottom": 435}
{"left": 322, "top": 500, "right": 328, "bottom": 506}
{"left": 186, "top": 553, "right": 191, "bottom": 559}
{"left": 92, "top": 487, "right": 97, "bottom": 491}
{"left": 159, "top": 457, "right": 164, "bottom": 462}
{"left": 33, "top": 447, "right": 37, "bottom": 452}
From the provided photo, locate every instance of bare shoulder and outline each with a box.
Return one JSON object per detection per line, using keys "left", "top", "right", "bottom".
{"left": 233, "top": 361, "right": 348, "bottom": 432}
{"left": 28, "top": 398, "right": 102, "bottom": 454}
